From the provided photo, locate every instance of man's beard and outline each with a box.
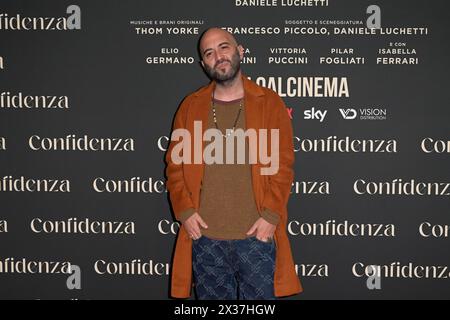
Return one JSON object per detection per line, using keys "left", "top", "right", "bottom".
{"left": 203, "top": 50, "right": 241, "bottom": 84}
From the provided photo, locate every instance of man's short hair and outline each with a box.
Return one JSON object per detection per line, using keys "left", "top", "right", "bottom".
{"left": 197, "top": 27, "right": 239, "bottom": 61}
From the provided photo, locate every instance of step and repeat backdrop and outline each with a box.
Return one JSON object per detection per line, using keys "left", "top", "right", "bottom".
{"left": 0, "top": 0, "right": 449, "bottom": 299}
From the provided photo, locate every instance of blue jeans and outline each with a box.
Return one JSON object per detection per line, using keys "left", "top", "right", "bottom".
{"left": 192, "top": 235, "right": 276, "bottom": 300}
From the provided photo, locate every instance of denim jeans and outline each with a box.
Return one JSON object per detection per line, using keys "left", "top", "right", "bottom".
{"left": 192, "top": 235, "right": 276, "bottom": 300}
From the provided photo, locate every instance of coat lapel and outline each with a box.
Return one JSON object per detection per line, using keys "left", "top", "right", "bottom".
{"left": 242, "top": 75, "right": 266, "bottom": 212}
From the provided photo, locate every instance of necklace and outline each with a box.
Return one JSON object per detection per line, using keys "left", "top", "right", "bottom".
{"left": 211, "top": 88, "right": 243, "bottom": 138}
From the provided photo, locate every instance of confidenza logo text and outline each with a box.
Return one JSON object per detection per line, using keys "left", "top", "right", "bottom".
{"left": 0, "top": 6, "right": 81, "bottom": 31}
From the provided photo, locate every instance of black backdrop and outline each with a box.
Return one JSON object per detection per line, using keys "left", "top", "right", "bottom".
{"left": 0, "top": 0, "right": 449, "bottom": 300}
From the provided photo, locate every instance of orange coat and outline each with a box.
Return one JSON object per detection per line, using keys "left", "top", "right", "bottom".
{"left": 165, "top": 73, "right": 303, "bottom": 298}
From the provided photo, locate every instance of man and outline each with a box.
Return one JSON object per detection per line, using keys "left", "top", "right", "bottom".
{"left": 165, "top": 27, "right": 302, "bottom": 299}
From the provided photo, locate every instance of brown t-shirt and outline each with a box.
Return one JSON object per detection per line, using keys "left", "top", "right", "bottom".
{"left": 178, "top": 97, "right": 280, "bottom": 239}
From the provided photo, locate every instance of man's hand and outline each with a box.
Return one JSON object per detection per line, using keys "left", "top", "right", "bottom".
{"left": 183, "top": 212, "right": 208, "bottom": 240}
{"left": 246, "top": 217, "right": 276, "bottom": 242}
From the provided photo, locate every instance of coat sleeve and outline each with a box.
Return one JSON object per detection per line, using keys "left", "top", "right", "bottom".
{"left": 261, "top": 92, "right": 295, "bottom": 222}
{"left": 165, "top": 96, "right": 196, "bottom": 221}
